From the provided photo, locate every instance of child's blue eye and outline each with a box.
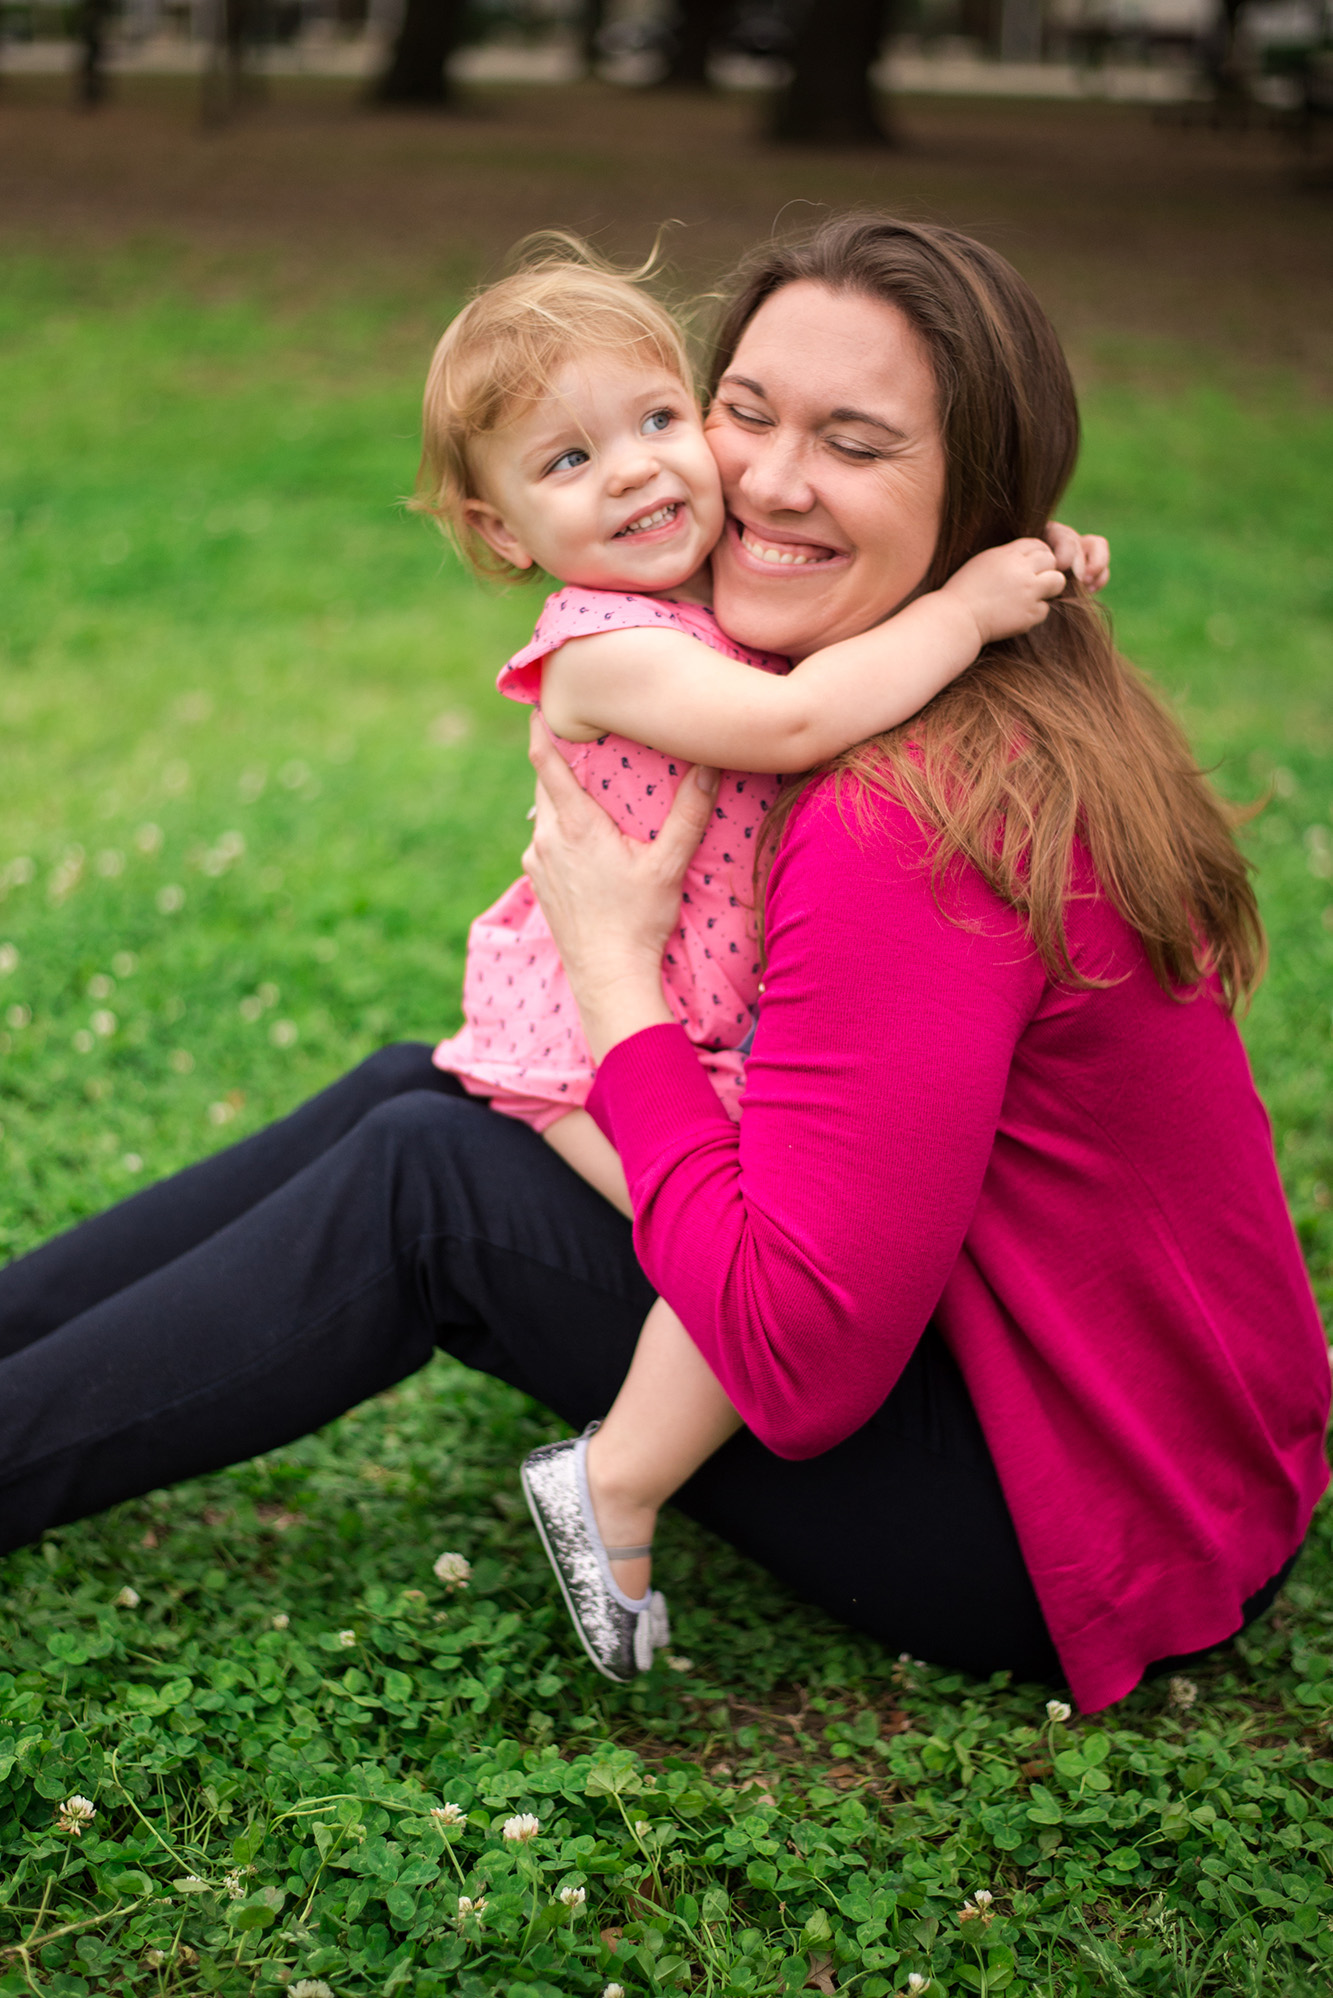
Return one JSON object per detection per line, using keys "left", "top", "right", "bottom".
{"left": 548, "top": 448, "right": 589, "bottom": 474}
{"left": 642, "top": 409, "right": 674, "bottom": 435}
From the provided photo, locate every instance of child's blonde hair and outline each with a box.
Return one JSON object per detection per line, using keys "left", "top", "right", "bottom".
{"left": 413, "top": 235, "right": 694, "bottom": 581}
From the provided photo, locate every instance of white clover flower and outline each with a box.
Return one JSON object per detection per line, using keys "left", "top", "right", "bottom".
{"left": 632, "top": 1820, "right": 652, "bottom": 1839}
{"left": 173, "top": 1876, "right": 209, "bottom": 1891}
{"left": 1045, "top": 1699, "right": 1071, "bottom": 1723}
{"left": 666, "top": 1654, "right": 694, "bottom": 1672}
{"left": 502, "top": 1813, "right": 540, "bottom": 1843}
{"left": 224, "top": 1868, "right": 247, "bottom": 1899}
{"left": 122, "top": 1153, "right": 144, "bottom": 1174}
{"left": 603, "top": 1985, "right": 627, "bottom": 1998}
{"left": 289, "top": 1983, "right": 333, "bottom": 1998}
{"left": 1169, "top": 1675, "right": 1198, "bottom": 1710}
{"left": 143, "top": 1947, "right": 167, "bottom": 1968}
{"left": 959, "top": 1889, "right": 996, "bottom": 1926}
{"left": 972, "top": 1889, "right": 994, "bottom": 1908}
{"left": 115, "top": 1585, "right": 141, "bottom": 1608}
{"left": 337, "top": 1628, "right": 356, "bottom": 1647}
{"left": 432, "top": 1551, "right": 472, "bottom": 1590}
{"left": 430, "top": 1802, "right": 467, "bottom": 1828}
{"left": 455, "top": 1894, "right": 488, "bottom": 1924}
{"left": 157, "top": 885, "right": 185, "bottom": 915}
{"left": 559, "top": 1885, "right": 586, "bottom": 1909}
{"left": 56, "top": 1795, "right": 96, "bottom": 1835}
{"left": 906, "top": 1978, "right": 931, "bottom": 1996}
{"left": 271, "top": 1612, "right": 290, "bottom": 1630}
{"left": 270, "top": 1019, "right": 298, "bottom": 1049}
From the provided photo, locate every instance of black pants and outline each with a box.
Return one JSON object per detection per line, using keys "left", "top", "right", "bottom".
{"left": 3, "top": 1039, "right": 1243, "bottom": 1690}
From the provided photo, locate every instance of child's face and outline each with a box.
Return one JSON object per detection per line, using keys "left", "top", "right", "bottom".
{"left": 464, "top": 352, "right": 724, "bottom": 592}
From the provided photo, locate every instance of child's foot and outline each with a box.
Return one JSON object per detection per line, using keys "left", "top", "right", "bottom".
{"left": 520, "top": 1429, "right": 669, "bottom": 1683}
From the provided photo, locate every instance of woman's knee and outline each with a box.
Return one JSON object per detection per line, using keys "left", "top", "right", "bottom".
{"left": 348, "top": 1042, "right": 447, "bottom": 1106}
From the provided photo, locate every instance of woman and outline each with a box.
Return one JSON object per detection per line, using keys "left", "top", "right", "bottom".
{"left": 0, "top": 217, "right": 1324, "bottom": 1712}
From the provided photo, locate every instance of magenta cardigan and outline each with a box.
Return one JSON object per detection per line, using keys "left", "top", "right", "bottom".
{"left": 588, "top": 781, "right": 1330, "bottom": 1712}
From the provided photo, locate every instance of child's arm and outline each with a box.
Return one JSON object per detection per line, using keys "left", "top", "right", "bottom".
{"left": 540, "top": 537, "right": 1064, "bottom": 773}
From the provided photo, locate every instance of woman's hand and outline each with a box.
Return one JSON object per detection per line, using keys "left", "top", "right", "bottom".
{"left": 1045, "top": 521, "right": 1110, "bottom": 594}
{"left": 522, "top": 711, "right": 720, "bottom": 1065}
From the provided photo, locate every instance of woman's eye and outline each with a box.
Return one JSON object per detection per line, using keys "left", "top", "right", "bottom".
{"left": 641, "top": 409, "right": 674, "bottom": 435}
{"left": 547, "top": 448, "right": 589, "bottom": 474}
{"left": 722, "top": 401, "right": 768, "bottom": 428}
{"left": 828, "top": 437, "right": 881, "bottom": 462}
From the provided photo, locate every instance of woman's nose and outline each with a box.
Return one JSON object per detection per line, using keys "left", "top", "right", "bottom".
{"left": 736, "top": 432, "right": 815, "bottom": 516}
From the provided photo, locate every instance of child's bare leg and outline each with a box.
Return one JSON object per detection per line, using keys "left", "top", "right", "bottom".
{"left": 540, "top": 1107, "right": 741, "bottom": 1597}
{"left": 543, "top": 1109, "right": 631, "bottom": 1218}
{"left": 584, "top": 1296, "right": 742, "bottom": 1599}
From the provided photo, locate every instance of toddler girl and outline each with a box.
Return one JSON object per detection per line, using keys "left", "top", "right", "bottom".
{"left": 416, "top": 245, "right": 1066, "bottom": 1680}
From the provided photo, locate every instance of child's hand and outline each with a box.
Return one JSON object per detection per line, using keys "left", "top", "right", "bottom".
{"left": 941, "top": 538, "right": 1067, "bottom": 650}
{"left": 1046, "top": 520, "right": 1110, "bottom": 594}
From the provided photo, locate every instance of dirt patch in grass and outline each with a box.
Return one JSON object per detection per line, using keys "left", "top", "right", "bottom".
{"left": 1, "top": 74, "right": 1330, "bottom": 385}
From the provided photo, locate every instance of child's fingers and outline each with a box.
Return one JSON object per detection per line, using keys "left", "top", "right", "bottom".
{"left": 1043, "top": 520, "right": 1085, "bottom": 580}
{"left": 1081, "top": 534, "right": 1111, "bottom": 592}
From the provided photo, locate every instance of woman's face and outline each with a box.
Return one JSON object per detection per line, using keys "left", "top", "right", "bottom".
{"left": 704, "top": 281, "right": 947, "bottom": 661}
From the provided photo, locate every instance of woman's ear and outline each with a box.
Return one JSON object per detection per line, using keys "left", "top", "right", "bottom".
{"left": 463, "top": 498, "right": 536, "bottom": 572}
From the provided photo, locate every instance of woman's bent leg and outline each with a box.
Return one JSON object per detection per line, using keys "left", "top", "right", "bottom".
{"left": 0, "top": 1043, "right": 453, "bottom": 1358}
{"left": 0, "top": 1088, "right": 654, "bottom": 1557}
{"left": 670, "top": 1325, "right": 1062, "bottom": 1683}
{"left": 446, "top": 1285, "right": 1062, "bottom": 1684}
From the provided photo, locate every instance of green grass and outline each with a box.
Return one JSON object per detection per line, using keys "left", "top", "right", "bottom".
{"left": 2, "top": 251, "right": 1333, "bottom": 1997}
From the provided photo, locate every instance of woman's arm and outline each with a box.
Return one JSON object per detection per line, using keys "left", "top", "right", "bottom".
{"left": 523, "top": 718, "right": 1044, "bottom": 1458}
{"left": 539, "top": 537, "right": 1064, "bottom": 773}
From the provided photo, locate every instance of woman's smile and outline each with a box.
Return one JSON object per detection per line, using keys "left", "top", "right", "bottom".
{"left": 728, "top": 516, "right": 847, "bottom": 571}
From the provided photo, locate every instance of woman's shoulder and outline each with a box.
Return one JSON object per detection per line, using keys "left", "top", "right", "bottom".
{"left": 769, "top": 773, "right": 1041, "bottom": 963}
{"left": 771, "top": 772, "right": 1155, "bottom": 1005}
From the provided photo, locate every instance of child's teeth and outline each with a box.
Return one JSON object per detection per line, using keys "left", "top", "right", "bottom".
{"left": 625, "top": 504, "right": 675, "bottom": 534}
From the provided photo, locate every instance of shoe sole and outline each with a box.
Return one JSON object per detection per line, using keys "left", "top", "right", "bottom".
{"left": 520, "top": 1457, "right": 635, "bottom": 1685}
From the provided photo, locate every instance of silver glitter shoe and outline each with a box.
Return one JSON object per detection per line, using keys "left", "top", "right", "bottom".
{"left": 520, "top": 1426, "right": 670, "bottom": 1684}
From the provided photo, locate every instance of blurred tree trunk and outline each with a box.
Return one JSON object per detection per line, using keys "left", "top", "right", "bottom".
{"left": 661, "top": 0, "right": 720, "bottom": 86}
{"left": 771, "top": 0, "right": 894, "bottom": 144}
{"left": 375, "top": 0, "right": 468, "bottom": 106}
{"left": 201, "top": 0, "right": 266, "bottom": 124}
{"left": 578, "top": 0, "right": 606, "bottom": 73}
{"left": 75, "top": 0, "right": 114, "bottom": 108}
{"left": 1202, "top": 0, "right": 1252, "bottom": 115}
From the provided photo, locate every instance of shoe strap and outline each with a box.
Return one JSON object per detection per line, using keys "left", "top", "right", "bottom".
{"left": 604, "top": 1543, "right": 653, "bottom": 1561}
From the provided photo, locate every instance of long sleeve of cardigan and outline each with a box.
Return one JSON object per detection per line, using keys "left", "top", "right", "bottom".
{"left": 587, "top": 787, "right": 1045, "bottom": 1460}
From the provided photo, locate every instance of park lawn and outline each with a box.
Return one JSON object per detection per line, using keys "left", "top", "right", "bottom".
{"left": 1, "top": 252, "right": 1333, "bottom": 1996}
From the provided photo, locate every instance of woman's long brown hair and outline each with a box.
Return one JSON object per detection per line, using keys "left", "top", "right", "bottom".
{"left": 712, "top": 216, "right": 1264, "bottom": 1010}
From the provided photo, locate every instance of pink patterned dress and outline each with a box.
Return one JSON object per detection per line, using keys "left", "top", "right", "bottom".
{"left": 432, "top": 586, "right": 789, "bottom": 1130}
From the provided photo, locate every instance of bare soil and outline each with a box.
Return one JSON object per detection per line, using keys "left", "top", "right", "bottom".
{"left": 0, "top": 73, "right": 1329, "bottom": 384}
